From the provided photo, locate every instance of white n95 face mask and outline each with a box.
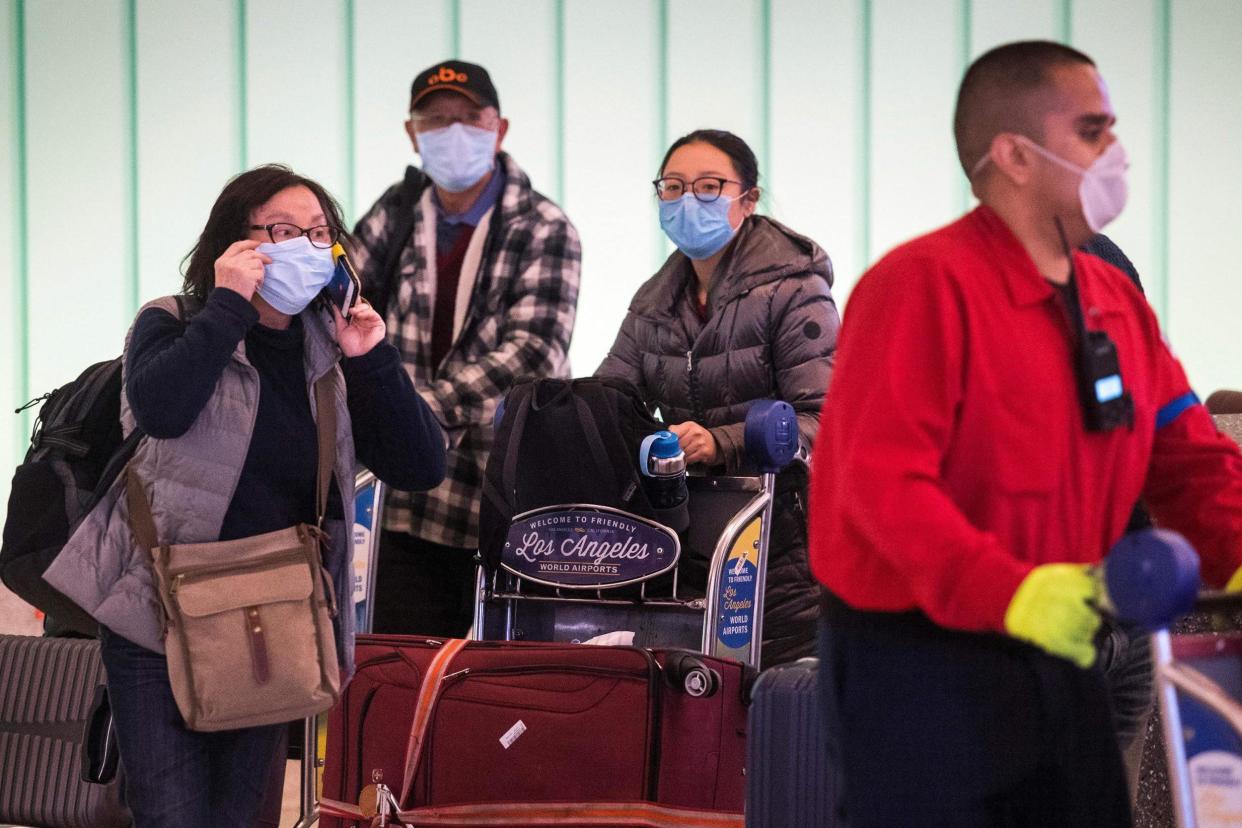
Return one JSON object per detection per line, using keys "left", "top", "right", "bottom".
{"left": 1020, "top": 137, "right": 1129, "bottom": 233}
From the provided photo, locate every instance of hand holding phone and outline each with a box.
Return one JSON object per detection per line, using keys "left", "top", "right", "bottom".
{"left": 333, "top": 297, "right": 386, "bottom": 357}
{"left": 323, "top": 243, "right": 361, "bottom": 319}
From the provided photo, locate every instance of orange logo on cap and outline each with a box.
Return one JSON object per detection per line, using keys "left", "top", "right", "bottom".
{"left": 428, "top": 66, "right": 468, "bottom": 86}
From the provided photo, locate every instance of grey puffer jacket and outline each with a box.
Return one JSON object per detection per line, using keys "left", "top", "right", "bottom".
{"left": 597, "top": 215, "right": 838, "bottom": 666}
{"left": 45, "top": 296, "right": 361, "bottom": 678}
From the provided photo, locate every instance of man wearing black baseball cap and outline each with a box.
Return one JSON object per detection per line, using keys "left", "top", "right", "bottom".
{"left": 351, "top": 60, "right": 580, "bottom": 638}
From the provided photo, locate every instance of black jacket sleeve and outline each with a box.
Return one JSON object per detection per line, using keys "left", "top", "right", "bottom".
{"left": 125, "top": 289, "right": 257, "bottom": 438}
{"left": 343, "top": 341, "right": 447, "bottom": 492}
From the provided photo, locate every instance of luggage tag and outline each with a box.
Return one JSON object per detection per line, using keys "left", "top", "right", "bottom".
{"left": 358, "top": 782, "right": 402, "bottom": 827}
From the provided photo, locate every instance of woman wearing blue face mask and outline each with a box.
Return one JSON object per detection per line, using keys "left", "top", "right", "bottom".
{"left": 597, "top": 129, "right": 840, "bottom": 667}
{"left": 45, "top": 165, "right": 446, "bottom": 827}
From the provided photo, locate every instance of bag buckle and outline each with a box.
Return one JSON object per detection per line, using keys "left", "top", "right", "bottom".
{"left": 359, "top": 782, "right": 403, "bottom": 826}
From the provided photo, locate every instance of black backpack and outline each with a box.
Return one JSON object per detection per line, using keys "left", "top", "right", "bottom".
{"left": 368, "top": 166, "right": 428, "bottom": 323}
{"left": 0, "top": 297, "right": 188, "bottom": 636}
{"left": 478, "top": 377, "right": 688, "bottom": 573}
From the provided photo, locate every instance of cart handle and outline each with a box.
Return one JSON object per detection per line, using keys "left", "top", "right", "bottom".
{"left": 1192, "top": 589, "right": 1242, "bottom": 615}
{"left": 1160, "top": 658, "right": 1242, "bottom": 744}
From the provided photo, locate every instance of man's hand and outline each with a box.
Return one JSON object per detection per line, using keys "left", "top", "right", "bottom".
{"left": 1004, "top": 563, "right": 1102, "bottom": 668}
{"left": 334, "top": 298, "right": 386, "bottom": 358}
{"left": 1226, "top": 566, "right": 1242, "bottom": 592}
{"left": 213, "top": 240, "right": 271, "bottom": 301}
{"left": 668, "top": 421, "right": 719, "bottom": 466}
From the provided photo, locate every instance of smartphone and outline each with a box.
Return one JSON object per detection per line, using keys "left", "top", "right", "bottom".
{"left": 323, "top": 243, "right": 361, "bottom": 319}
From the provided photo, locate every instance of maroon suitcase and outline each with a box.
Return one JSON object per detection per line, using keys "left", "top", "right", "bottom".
{"left": 320, "top": 635, "right": 748, "bottom": 827}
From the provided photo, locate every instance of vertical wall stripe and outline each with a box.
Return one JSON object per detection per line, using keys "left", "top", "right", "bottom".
{"left": 554, "top": 0, "right": 566, "bottom": 206}
{"left": 759, "top": 0, "right": 771, "bottom": 205}
{"left": 125, "top": 0, "right": 139, "bottom": 314}
{"left": 450, "top": 0, "right": 461, "bottom": 58}
{"left": 657, "top": 0, "right": 669, "bottom": 152}
{"left": 343, "top": 0, "right": 356, "bottom": 218}
{"left": 236, "top": 0, "right": 248, "bottom": 169}
{"left": 14, "top": 0, "right": 30, "bottom": 433}
{"left": 655, "top": 0, "right": 669, "bottom": 271}
{"left": 1058, "top": 0, "right": 1073, "bottom": 42}
{"left": 1153, "top": 0, "right": 1171, "bottom": 325}
{"left": 857, "top": 0, "right": 873, "bottom": 270}
{"left": 957, "top": 0, "right": 972, "bottom": 213}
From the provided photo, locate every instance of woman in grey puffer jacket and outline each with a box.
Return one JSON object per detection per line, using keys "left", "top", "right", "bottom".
{"left": 597, "top": 130, "right": 839, "bottom": 667}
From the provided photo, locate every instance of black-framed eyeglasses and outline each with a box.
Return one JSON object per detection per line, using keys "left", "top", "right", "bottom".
{"left": 653, "top": 176, "right": 745, "bottom": 203}
{"left": 249, "top": 223, "right": 340, "bottom": 249}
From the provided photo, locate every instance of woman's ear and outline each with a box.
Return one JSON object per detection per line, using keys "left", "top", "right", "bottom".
{"left": 742, "top": 187, "right": 760, "bottom": 217}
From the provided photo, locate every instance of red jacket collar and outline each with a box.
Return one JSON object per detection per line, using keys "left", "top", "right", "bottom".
{"left": 965, "top": 205, "right": 1058, "bottom": 308}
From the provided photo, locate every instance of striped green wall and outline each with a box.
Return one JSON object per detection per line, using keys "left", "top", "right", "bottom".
{"left": 3, "top": 0, "right": 1241, "bottom": 518}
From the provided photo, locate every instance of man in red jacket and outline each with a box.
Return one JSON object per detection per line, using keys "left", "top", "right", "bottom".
{"left": 809, "top": 40, "right": 1242, "bottom": 826}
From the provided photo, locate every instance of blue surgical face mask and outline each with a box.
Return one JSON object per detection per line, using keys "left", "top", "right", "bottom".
{"left": 658, "top": 193, "right": 742, "bottom": 260}
{"left": 256, "top": 236, "right": 335, "bottom": 315}
{"left": 417, "top": 123, "right": 498, "bottom": 193}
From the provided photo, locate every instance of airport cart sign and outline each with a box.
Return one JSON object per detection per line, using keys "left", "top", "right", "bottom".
{"left": 501, "top": 505, "right": 680, "bottom": 589}
{"left": 715, "top": 517, "right": 760, "bottom": 651}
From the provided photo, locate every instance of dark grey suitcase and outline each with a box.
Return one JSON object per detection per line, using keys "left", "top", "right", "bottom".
{"left": 745, "top": 657, "right": 835, "bottom": 827}
{"left": 0, "top": 634, "right": 129, "bottom": 828}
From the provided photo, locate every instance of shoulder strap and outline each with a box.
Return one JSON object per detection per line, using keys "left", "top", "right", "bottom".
{"left": 313, "top": 374, "right": 337, "bottom": 527}
{"left": 373, "top": 166, "right": 427, "bottom": 321}
{"left": 126, "top": 470, "right": 160, "bottom": 553}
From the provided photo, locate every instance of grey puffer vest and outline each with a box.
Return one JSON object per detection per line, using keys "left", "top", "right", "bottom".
{"left": 44, "top": 295, "right": 360, "bottom": 677}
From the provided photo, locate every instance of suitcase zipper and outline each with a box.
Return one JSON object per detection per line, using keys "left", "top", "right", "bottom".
{"left": 437, "top": 664, "right": 650, "bottom": 685}
{"left": 353, "top": 685, "right": 381, "bottom": 795}
{"left": 349, "top": 650, "right": 417, "bottom": 798}
{"left": 646, "top": 651, "right": 663, "bottom": 801}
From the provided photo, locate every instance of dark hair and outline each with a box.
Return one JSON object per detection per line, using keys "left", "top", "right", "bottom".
{"left": 954, "top": 40, "right": 1095, "bottom": 175}
{"left": 660, "top": 129, "right": 760, "bottom": 192}
{"left": 180, "top": 164, "right": 349, "bottom": 301}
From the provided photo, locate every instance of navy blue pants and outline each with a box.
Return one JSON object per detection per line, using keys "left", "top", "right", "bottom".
{"left": 817, "top": 601, "right": 1131, "bottom": 827}
{"left": 99, "top": 628, "right": 286, "bottom": 828}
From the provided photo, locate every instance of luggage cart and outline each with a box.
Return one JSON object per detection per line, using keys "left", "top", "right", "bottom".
{"left": 1151, "top": 596, "right": 1242, "bottom": 828}
{"left": 473, "top": 399, "right": 800, "bottom": 668}
{"left": 291, "top": 468, "right": 386, "bottom": 828}
{"left": 1105, "top": 528, "right": 1242, "bottom": 828}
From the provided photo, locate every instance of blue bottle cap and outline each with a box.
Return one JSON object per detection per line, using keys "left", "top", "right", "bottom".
{"left": 647, "top": 431, "right": 681, "bottom": 459}
{"left": 639, "top": 431, "right": 683, "bottom": 478}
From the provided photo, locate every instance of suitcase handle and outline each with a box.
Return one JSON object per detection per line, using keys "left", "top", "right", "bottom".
{"left": 81, "top": 683, "right": 120, "bottom": 785}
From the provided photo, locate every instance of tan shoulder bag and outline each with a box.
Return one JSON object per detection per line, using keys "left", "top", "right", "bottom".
{"left": 127, "top": 377, "right": 342, "bottom": 732}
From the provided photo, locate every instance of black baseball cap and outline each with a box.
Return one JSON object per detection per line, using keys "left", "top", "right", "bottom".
{"left": 410, "top": 60, "right": 500, "bottom": 112}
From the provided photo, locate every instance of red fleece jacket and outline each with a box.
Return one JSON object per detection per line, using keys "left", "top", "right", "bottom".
{"left": 809, "top": 206, "right": 1242, "bottom": 632}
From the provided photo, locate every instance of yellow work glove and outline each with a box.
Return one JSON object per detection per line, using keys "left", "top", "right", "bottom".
{"left": 1003, "top": 563, "right": 1102, "bottom": 668}
{"left": 1226, "top": 566, "right": 1242, "bottom": 593}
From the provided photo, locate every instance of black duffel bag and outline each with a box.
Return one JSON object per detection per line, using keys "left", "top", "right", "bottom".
{"left": 479, "top": 376, "right": 688, "bottom": 573}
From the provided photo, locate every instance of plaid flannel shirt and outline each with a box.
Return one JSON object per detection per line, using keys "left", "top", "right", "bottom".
{"left": 352, "top": 153, "right": 580, "bottom": 548}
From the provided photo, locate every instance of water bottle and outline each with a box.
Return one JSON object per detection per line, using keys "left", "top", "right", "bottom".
{"left": 639, "top": 430, "right": 689, "bottom": 510}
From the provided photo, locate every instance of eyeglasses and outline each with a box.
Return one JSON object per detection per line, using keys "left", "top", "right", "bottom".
{"left": 408, "top": 109, "right": 496, "bottom": 132}
{"left": 249, "top": 223, "right": 340, "bottom": 249}
{"left": 653, "top": 176, "right": 746, "bottom": 203}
